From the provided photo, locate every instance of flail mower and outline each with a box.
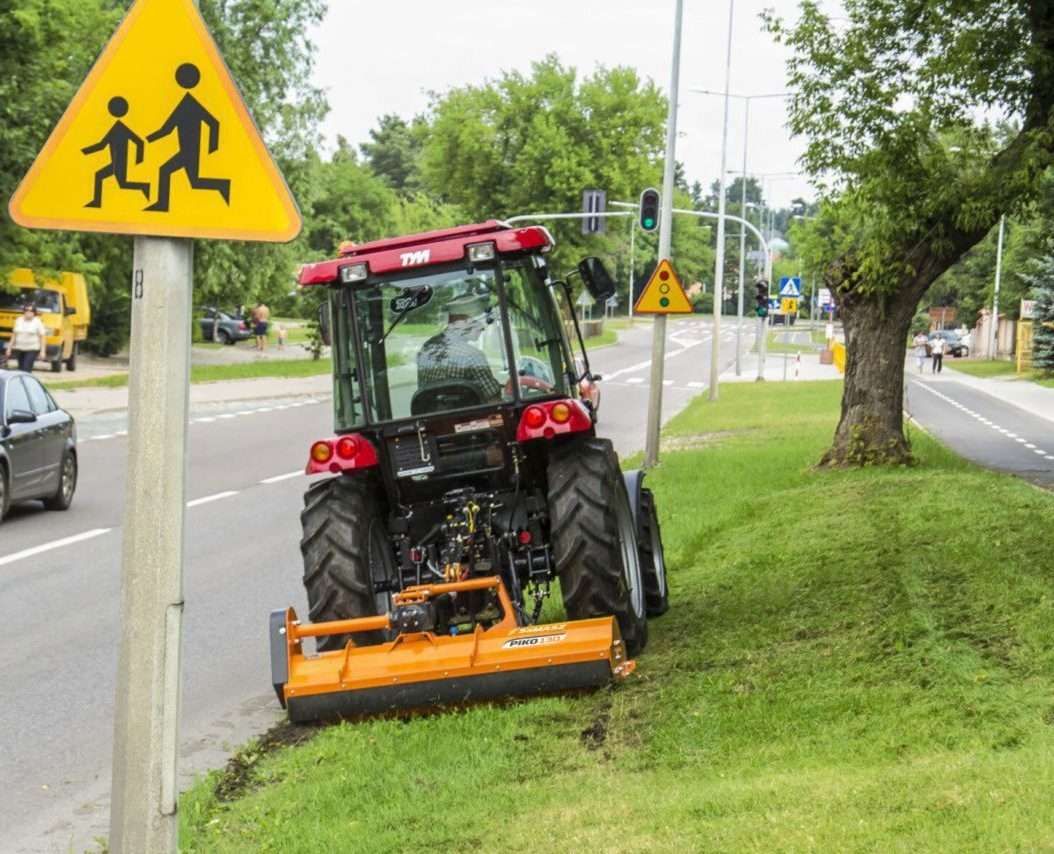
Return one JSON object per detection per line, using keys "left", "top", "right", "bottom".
{"left": 270, "top": 221, "right": 668, "bottom": 722}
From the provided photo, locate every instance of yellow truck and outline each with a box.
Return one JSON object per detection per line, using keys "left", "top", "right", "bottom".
{"left": 0, "top": 268, "right": 91, "bottom": 372}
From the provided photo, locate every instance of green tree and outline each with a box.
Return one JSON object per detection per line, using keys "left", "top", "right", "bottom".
{"left": 767, "top": 1, "right": 1054, "bottom": 465}
{"left": 1021, "top": 255, "right": 1054, "bottom": 373}
{"left": 360, "top": 114, "right": 427, "bottom": 193}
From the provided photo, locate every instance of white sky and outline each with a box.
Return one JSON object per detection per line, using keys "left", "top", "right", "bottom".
{"left": 309, "top": 0, "right": 816, "bottom": 209}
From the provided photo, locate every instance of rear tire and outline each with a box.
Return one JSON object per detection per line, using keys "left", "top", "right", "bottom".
{"left": 0, "top": 461, "right": 9, "bottom": 522}
{"left": 217, "top": 329, "right": 232, "bottom": 346}
{"left": 300, "top": 474, "right": 395, "bottom": 651}
{"left": 638, "top": 488, "right": 669, "bottom": 616}
{"left": 548, "top": 437, "right": 647, "bottom": 656}
{"left": 44, "top": 451, "right": 76, "bottom": 511}
{"left": 50, "top": 358, "right": 62, "bottom": 373}
{"left": 65, "top": 344, "right": 77, "bottom": 372}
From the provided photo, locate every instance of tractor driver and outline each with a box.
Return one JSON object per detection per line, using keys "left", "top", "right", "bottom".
{"left": 416, "top": 292, "right": 503, "bottom": 404}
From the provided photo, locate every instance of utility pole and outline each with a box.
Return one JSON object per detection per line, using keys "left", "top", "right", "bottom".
{"left": 644, "top": 0, "right": 684, "bottom": 468}
{"left": 735, "top": 99, "right": 749, "bottom": 376}
{"left": 628, "top": 215, "right": 636, "bottom": 322}
{"left": 708, "top": 0, "right": 736, "bottom": 402}
{"left": 989, "top": 214, "right": 1005, "bottom": 359}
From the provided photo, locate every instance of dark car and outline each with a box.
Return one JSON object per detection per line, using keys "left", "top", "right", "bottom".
{"left": 929, "top": 330, "right": 970, "bottom": 358}
{"left": 199, "top": 308, "right": 251, "bottom": 345}
{"left": 0, "top": 370, "right": 77, "bottom": 521}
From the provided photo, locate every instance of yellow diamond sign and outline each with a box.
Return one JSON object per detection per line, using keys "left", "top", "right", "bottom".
{"left": 8, "top": 0, "right": 301, "bottom": 242}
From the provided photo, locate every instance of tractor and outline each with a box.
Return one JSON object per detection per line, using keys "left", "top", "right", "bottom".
{"left": 270, "top": 220, "right": 668, "bottom": 721}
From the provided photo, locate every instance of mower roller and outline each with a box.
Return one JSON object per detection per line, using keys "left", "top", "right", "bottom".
{"left": 269, "top": 221, "right": 669, "bottom": 721}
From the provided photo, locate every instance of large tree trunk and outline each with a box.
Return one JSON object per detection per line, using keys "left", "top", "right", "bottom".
{"left": 820, "top": 288, "right": 918, "bottom": 467}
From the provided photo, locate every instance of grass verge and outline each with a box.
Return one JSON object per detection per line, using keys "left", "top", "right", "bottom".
{"left": 948, "top": 359, "right": 1054, "bottom": 387}
{"left": 179, "top": 380, "right": 1054, "bottom": 853}
{"left": 48, "top": 358, "right": 332, "bottom": 390}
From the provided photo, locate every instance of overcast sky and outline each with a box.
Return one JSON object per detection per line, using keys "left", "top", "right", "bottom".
{"left": 308, "top": 0, "right": 816, "bottom": 208}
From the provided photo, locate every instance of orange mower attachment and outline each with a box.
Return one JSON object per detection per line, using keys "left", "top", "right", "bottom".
{"left": 270, "top": 577, "right": 635, "bottom": 722}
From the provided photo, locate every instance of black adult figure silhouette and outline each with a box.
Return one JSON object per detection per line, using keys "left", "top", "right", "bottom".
{"left": 81, "top": 96, "right": 151, "bottom": 208}
{"left": 144, "top": 63, "right": 231, "bottom": 212}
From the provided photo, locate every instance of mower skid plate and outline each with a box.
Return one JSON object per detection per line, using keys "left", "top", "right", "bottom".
{"left": 271, "top": 605, "right": 634, "bottom": 722}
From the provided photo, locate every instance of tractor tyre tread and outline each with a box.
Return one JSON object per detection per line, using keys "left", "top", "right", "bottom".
{"left": 300, "top": 474, "right": 388, "bottom": 650}
{"left": 548, "top": 437, "right": 647, "bottom": 656}
{"left": 638, "top": 488, "right": 669, "bottom": 616}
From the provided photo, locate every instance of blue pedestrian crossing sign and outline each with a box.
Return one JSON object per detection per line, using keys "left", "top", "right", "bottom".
{"left": 778, "top": 276, "right": 802, "bottom": 298}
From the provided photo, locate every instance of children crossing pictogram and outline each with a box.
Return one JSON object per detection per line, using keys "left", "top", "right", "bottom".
{"left": 144, "top": 62, "right": 231, "bottom": 212}
{"left": 81, "top": 96, "right": 151, "bottom": 207}
{"left": 9, "top": 0, "right": 300, "bottom": 242}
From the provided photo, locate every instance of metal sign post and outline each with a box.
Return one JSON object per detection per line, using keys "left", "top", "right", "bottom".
{"left": 109, "top": 236, "right": 192, "bottom": 852}
{"left": 644, "top": 0, "right": 684, "bottom": 469}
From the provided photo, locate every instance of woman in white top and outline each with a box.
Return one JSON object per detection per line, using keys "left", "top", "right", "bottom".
{"left": 5, "top": 304, "right": 47, "bottom": 373}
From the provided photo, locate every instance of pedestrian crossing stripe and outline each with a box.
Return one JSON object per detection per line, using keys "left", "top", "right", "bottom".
{"left": 634, "top": 259, "right": 693, "bottom": 314}
{"left": 8, "top": 0, "right": 301, "bottom": 242}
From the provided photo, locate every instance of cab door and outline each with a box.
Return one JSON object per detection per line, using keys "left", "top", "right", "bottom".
{"left": 22, "top": 375, "right": 66, "bottom": 495}
{"left": 2, "top": 377, "right": 45, "bottom": 499}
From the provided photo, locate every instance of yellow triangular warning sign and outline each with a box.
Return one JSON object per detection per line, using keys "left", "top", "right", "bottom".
{"left": 8, "top": 0, "right": 300, "bottom": 243}
{"left": 634, "top": 259, "right": 692, "bottom": 314}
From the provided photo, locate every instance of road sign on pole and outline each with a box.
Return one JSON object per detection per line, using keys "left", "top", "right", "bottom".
{"left": 8, "top": 0, "right": 300, "bottom": 242}
{"left": 634, "top": 259, "right": 692, "bottom": 314}
{"left": 581, "top": 189, "right": 606, "bottom": 235}
{"left": 8, "top": 1, "right": 301, "bottom": 851}
{"left": 778, "top": 276, "right": 802, "bottom": 298}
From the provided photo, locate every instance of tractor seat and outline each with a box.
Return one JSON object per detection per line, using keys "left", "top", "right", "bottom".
{"left": 411, "top": 382, "right": 484, "bottom": 415}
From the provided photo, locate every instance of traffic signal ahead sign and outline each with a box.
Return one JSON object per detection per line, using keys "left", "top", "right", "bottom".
{"left": 635, "top": 259, "right": 691, "bottom": 314}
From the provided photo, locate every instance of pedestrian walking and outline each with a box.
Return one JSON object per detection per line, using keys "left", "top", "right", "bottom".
{"left": 913, "top": 332, "right": 929, "bottom": 374}
{"left": 251, "top": 302, "right": 270, "bottom": 351}
{"left": 4, "top": 304, "right": 47, "bottom": 372}
{"left": 931, "top": 336, "right": 945, "bottom": 373}
{"left": 275, "top": 322, "right": 287, "bottom": 350}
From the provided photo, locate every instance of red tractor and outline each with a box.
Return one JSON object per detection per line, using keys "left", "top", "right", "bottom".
{"left": 270, "top": 221, "right": 668, "bottom": 721}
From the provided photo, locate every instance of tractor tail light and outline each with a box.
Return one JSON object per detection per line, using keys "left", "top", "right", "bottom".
{"left": 515, "top": 399, "right": 593, "bottom": 443}
{"left": 306, "top": 434, "right": 379, "bottom": 475}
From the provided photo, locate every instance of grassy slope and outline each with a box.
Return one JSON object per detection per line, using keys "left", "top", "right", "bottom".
{"left": 180, "top": 381, "right": 1054, "bottom": 853}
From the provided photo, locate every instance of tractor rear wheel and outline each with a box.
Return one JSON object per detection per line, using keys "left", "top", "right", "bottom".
{"left": 300, "top": 474, "right": 395, "bottom": 651}
{"left": 638, "top": 488, "right": 669, "bottom": 616}
{"left": 548, "top": 437, "right": 648, "bottom": 656}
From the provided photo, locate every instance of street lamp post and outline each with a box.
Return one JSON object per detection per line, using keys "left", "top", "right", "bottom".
{"left": 989, "top": 214, "right": 1005, "bottom": 359}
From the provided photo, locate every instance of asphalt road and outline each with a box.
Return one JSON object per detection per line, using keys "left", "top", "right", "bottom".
{"left": 906, "top": 373, "right": 1054, "bottom": 488}
{"left": 0, "top": 315, "right": 743, "bottom": 852}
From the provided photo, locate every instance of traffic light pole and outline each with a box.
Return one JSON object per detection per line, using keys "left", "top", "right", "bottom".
{"left": 644, "top": 0, "right": 684, "bottom": 469}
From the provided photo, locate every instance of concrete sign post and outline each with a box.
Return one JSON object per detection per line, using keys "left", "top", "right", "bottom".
{"left": 8, "top": 1, "right": 301, "bottom": 850}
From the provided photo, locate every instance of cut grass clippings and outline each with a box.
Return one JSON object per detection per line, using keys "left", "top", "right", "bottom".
{"left": 179, "top": 380, "right": 1054, "bottom": 853}
{"left": 47, "top": 358, "right": 333, "bottom": 391}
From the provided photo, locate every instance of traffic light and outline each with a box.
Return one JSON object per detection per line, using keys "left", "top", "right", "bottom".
{"left": 754, "top": 280, "right": 769, "bottom": 317}
{"left": 639, "top": 188, "right": 660, "bottom": 232}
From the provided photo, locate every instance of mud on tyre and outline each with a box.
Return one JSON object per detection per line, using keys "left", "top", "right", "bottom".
{"left": 300, "top": 474, "right": 395, "bottom": 651}
{"left": 547, "top": 437, "right": 648, "bottom": 656}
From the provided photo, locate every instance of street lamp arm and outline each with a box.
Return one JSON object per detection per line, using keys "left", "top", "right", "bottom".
{"left": 607, "top": 200, "right": 770, "bottom": 262}
{"left": 503, "top": 211, "right": 635, "bottom": 224}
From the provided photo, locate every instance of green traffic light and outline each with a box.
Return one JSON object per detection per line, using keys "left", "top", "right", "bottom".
{"left": 643, "top": 217, "right": 655, "bottom": 229}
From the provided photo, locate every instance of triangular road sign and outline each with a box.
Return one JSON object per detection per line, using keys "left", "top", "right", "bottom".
{"left": 634, "top": 259, "right": 692, "bottom": 314}
{"left": 8, "top": 0, "right": 301, "bottom": 243}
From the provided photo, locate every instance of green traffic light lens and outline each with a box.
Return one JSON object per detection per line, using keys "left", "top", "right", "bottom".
{"left": 643, "top": 217, "right": 655, "bottom": 228}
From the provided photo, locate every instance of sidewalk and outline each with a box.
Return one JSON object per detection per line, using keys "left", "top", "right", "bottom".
{"left": 726, "top": 347, "right": 843, "bottom": 383}
{"left": 51, "top": 373, "right": 332, "bottom": 419}
{"left": 912, "top": 361, "right": 1054, "bottom": 427}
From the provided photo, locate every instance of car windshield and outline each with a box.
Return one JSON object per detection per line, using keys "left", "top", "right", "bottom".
{"left": 348, "top": 263, "right": 570, "bottom": 423}
{"left": 0, "top": 288, "right": 60, "bottom": 313}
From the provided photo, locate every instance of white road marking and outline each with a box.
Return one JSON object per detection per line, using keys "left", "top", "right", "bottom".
{"left": 0, "top": 528, "right": 112, "bottom": 568}
{"left": 1026, "top": 443, "right": 1036, "bottom": 449}
{"left": 1034, "top": 449, "right": 1047, "bottom": 456}
{"left": 218, "top": 413, "right": 238, "bottom": 420}
{"left": 186, "top": 490, "right": 238, "bottom": 508}
{"left": 195, "top": 417, "right": 215, "bottom": 423}
{"left": 626, "top": 377, "right": 644, "bottom": 384}
{"left": 260, "top": 471, "right": 303, "bottom": 484}
{"left": 662, "top": 380, "right": 674, "bottom": 386}
{"left": 688, "top": 381, "right": 706, "bottom": 388}
{"left": 92, "top": 434, "right": 114, "bottom": 441}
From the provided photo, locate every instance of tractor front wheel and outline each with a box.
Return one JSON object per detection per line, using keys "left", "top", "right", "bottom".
{"left": 300, "top": 474, "right": 395, "bottom": 651}
{"left": 548, "top": 437, "right": 648, "bottom": 656}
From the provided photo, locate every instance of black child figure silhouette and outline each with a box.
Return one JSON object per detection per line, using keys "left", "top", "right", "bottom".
{"left": 81, "top": 96, "right": 151, "bottom": 207}
{"left": 144, "top": 62, "right": 231, "bottom": 212}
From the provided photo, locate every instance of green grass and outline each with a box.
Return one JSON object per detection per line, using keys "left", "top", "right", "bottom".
{"left": 48, "top": 358, "right": 333, "bottom": 391}
{"left": 584, "top": 325, "right": 618, "bottom": 350}
{"left": 756, "top": 327, "right": 823, "bottom": 355}
{"left": 179, "top": 381, "right": 1054, "bottom": 853}
{"left": 948, "top": 359, "right": 1054, "bottom": 387}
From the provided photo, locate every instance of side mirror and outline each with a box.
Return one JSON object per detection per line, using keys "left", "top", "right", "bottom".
{"left": 65, "top": 306, "right": 76, "bottom": 316}
{"left": 577, "top": 257, "right": 616, "bottom": 302}
{"left": 8, "top": 409, "right": 37, "bottom": 424}
{"left": 317, "top": 301, "right": 332, "bottom": 347}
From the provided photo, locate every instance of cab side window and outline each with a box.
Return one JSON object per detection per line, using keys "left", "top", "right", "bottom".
{"left": 23, "top": 377, "right": 53, "bottom": 415}
{"left": 4, "top": 378, "right": 31, "bottom": 418}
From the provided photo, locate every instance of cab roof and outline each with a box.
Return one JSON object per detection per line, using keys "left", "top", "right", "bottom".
{"left": 298, "top": 221, "right": 552, "bottom": 287}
